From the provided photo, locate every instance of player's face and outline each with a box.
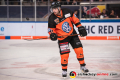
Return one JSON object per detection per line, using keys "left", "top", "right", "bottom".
{"left": 52, "top": 8, "right": 60, "bottom": 15}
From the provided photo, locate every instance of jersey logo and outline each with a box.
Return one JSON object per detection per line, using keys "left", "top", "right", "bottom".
{"left": 74, "top": 14, "right": 77, "bottom": 18}
{"left": 62, "top": 22, "right": 71, "bottom": 33}
{"left": 65, "top": 13, "right": 71, "bottom": 18}
{"left": 48, "top": 28, "right": 53, "bottom": 33}
{"left": 48, "top": 28, "right": 51, "bottom": 32}
{"left": 54, "top": 18, "right": 59, "bottom": 24}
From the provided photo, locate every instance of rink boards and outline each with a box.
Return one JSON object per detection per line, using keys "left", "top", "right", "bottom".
{"left": 0, "top": 19, "right": 120, "bottom": 40}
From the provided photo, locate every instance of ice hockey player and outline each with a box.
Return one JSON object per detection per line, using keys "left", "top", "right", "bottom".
{"left": 48, "top": 1, "right": 89, "bottom": 77}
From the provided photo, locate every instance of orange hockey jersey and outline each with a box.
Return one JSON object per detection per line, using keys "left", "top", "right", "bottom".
{"left": 48, "top": 8, "right": 82, "bottom": 40}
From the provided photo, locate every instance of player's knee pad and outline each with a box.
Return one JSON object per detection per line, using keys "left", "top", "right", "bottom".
{"left": 61, "top": 53, "right": 69, "bottom": 69}
{"left": 74, "top": 47, "right": 84, "bottom": 58}
{"left": 74, "top": 47, "right": 85, "bottom": 64}
{"left": 59, "top": 42, "right": 70, "bottom": 55}
{"left": 60, "top": 53, "right": 69, "bottom": 66}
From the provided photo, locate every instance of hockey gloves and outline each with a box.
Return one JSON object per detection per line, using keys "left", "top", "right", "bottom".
{"left": 78, "top": 26, "right": 87, "bottom": 37}
{"left": 50, "top": 33, "right": 57, "bottom": 41}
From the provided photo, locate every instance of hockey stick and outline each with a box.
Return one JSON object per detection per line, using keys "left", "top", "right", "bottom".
{"left": 58, "top": 34, "right": 80, "bottom": 37}
{"left": 24, "top": 34, "right": 80, "bottom": 41}
{"left": 24, "top": 37, "right": 50, "bottom": 41}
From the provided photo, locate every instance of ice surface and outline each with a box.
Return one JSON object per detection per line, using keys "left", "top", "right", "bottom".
{"left": 0, "top": 40, "right": 120, "bottom": 80}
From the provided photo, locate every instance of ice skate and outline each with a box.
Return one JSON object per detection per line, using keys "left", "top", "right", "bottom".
{"left": 81, "top": 66, "right": 89, "bottom": 73}
{"left": 62, "top": 70, "right": 67, "bottom": 77}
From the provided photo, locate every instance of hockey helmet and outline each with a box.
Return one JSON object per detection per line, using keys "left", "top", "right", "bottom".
{"left": 51, "top": 1, "right": 61, "bottom": 9}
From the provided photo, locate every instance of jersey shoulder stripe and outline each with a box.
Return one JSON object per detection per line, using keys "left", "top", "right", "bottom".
{"left": 62, "top": 8, "right": 73, "bottom": 17}
{"left": 48, "top": 13, "right": 56, "bottom": 28}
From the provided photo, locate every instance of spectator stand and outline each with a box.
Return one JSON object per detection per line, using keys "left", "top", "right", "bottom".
{"left": 80, "top": 1, "right": 120, "bottom": 20}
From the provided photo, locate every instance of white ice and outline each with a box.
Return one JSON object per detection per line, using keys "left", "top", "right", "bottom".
{"left": 0, "top": 40, "right": 120, "bottom": 80}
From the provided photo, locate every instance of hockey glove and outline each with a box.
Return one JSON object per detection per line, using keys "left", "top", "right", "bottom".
{"left": 50, "top": 33, "right": 57, "bottom": 41}
{"left": 78, "top": 26, "right": 87, "bottom": 37}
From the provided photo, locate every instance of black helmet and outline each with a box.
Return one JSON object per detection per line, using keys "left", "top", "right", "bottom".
{"left": 51, "top": 1, "right": 61, "bottom": 9}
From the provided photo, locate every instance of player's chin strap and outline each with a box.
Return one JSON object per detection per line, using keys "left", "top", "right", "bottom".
{"left": 58, "top": 8, "right": 61, "bottom": 14}
{"left": 50, "top": 8, "right": 53, "bottom": 13}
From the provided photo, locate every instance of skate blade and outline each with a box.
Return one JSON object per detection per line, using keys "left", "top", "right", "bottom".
{"left": 81, "top": 70, "right": 88, "bottom": 73}
{"left": 63, "top": 77, "right": 66, "bottom": 80}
